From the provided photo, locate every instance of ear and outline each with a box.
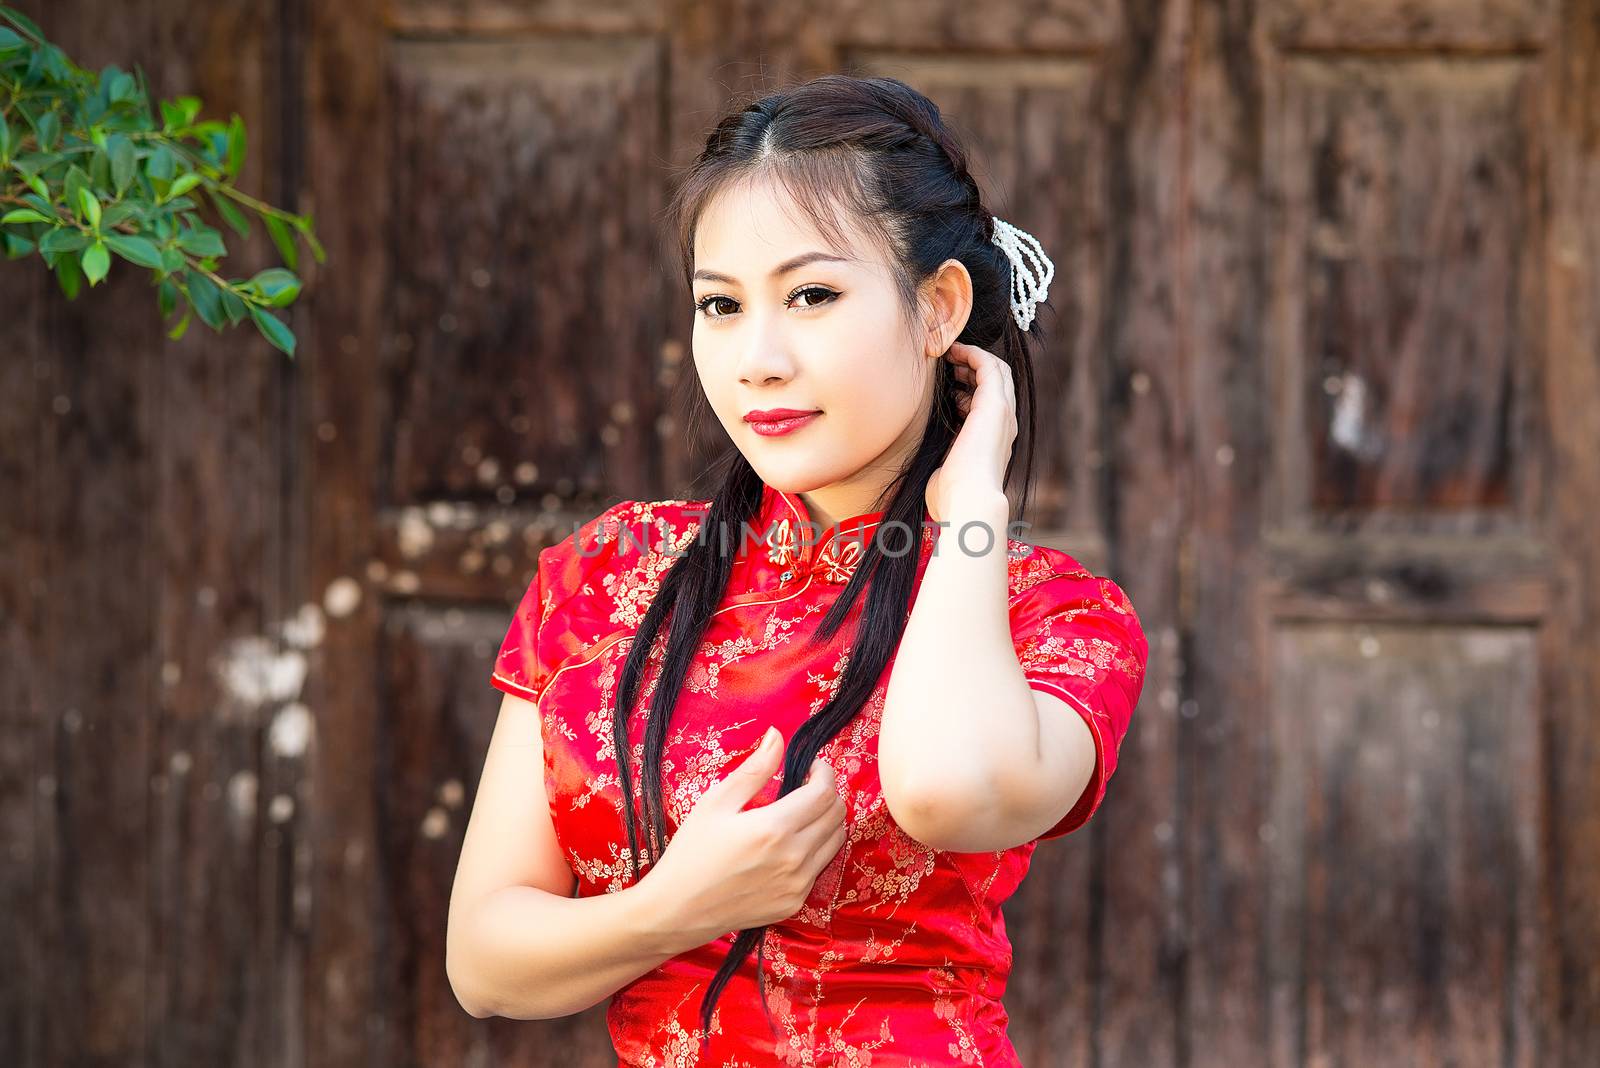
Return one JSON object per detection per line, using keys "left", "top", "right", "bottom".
{"left": 922, "top": 258, "right": 974, "bottom": 357}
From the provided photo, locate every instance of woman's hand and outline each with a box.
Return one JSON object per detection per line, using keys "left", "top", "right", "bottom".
{"left": 926, "top": 342, "right": 1017, "bottom": 525}
{"left": 640, "top": 726, "right": 847, "bottom": 944}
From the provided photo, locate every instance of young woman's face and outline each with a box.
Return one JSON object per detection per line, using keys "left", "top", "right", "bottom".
{"left": 690, "top": 174, "right": 936, "bottom": 525}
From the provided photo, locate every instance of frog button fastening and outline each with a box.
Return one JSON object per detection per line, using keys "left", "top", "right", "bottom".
{"left": 765, "top": 516, "right": 800, "bottom": 568}
{"left": 815, "top": 536, "right": 865, "bottom": 584}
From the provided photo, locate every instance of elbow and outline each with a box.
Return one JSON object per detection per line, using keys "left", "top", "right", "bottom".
{"left": 448, "top": 977, "right": 492, "bottom": 1020}
{"left": 446, "top": 906, "right": 521, "bottom": 1020}
{"left": 881, "top": 769, "right": 993, "bottom": 852}
{"left": 446, "top": 935, "right": 581, "bottom": 1022}
{"left": 445, "top": 939, "right": 498, "bottom": 1020}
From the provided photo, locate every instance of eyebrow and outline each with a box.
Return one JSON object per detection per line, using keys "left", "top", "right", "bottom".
{"left": 692, "top": 251, "right": 852, "bottom": 285}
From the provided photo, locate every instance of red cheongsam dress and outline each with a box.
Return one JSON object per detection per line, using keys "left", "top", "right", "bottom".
{"left": 489, "top": 481, "right": 1148, "bottom": 1067}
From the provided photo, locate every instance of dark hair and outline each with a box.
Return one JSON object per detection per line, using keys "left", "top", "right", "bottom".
{"left": 614, "top": 72, "right": 1049, "bottom": 1049}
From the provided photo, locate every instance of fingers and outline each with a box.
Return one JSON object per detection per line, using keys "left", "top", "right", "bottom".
{"left": 795, "top": 800, "right": 849, "bottom": 867}
{"left": 947, "top": 343, "right": 1012, "bottom": 392}
{"left": 713, "top": 726, "right": 787, "bottom": 808}
{"left": 945, "top": 343, "right": 1016, "bottom": 420}
{"left": 759, "top": 756, "right": 846, "bottom": 834}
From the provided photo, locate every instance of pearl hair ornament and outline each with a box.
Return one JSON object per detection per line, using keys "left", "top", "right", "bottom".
{"left": 989, "top": 217, "right": 1054, "bottom": 331}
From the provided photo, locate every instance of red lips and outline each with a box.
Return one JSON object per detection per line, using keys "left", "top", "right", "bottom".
{"left": 744, "top": 409, "right": 822, "bottom": 437}
{"left": 743, "top": 408, "right": 820, "bottom": 422}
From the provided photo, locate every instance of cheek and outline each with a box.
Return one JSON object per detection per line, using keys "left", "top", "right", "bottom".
{"left": 691, "top": 340, "right": 729, "bottom": 397}
{"left": 824, "top": 356, "right": 923, "bottom": 440}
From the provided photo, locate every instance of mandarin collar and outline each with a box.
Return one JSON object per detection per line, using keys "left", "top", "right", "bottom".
{"left": 745, "top": 481, "right": 931, "bottom": 587}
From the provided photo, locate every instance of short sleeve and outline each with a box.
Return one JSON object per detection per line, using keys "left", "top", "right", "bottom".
{"left": 488, "top": 498, "right": 645, "bottom": 705}
{"left": 1009, "top": 568, "right": 1149, "bottom": 840}
{"left": 490, "top": 545, "right": 555, "bottom": 704}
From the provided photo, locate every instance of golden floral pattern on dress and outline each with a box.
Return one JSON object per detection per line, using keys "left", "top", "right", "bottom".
{"left": 765, "top": 516, "right": 800, "bottom": 567}
{"left": 488, "top": 488, "right": 1150, "bottom": 1066}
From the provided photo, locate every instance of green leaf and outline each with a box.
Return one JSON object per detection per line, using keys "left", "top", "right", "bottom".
{"left": 158, "top": 278, "right": 177, "bottom": 317}
{"left": 101, "top": 201, "right": 142, "bottom": 229}
{"left": 0, "top": 119, "right": 10, "bottom": 163}
{"left": 248, "top": 303, "right": 295, "bottom": 357}
{"left": 88, "top": 145, "right": 112, "bottom": 190}
{"left": 185, "top": 269, "right": 225, "bottom": 329}
{"left": 1, "top": 208, "right": 53, "bottom": 224}
{"left": 35, "top": 110, "right": 59, "bottom": 151}
{"left": 0, "top": 5, "right": 45, "bottom": 39}
{"left": 294, "top": 211, "right": 326, "bottom": 264}
{"left": 177, "top": 95, "right": 202, "bottom": 126}
{"left": 23, "top": 173, "right": 48, "bottom": 200}
{"left": 146, "top": 144, "right": 175, "bottom": 181}
{"left": 39, "top": 229, "right": 89, "bottom": 254}
{"left": 2, "top": 232, "right": 34, "bottom": 258}
{"left": 109, "top": 72, "right": 134, "bottom": 103}
{"left": 64, "top": 165, "right": 90, "bottom": 217}
{"left": 76, "top": 187, "right": 101, "bottom": 230}
{"left": 109, "top": 134, "right": 136, "bottom": 193}
{"left": 159, "top": 245, "right": 185, "bottom": 273}
{"left": 219, "top": 285, "right": 247, "bottom": 324}
{"left": 104, "top": 233, "right": 164, "bottom": 270}
{"left": 11, "top": 151, "right": 62, "bottom": 179}
{"left": 80, "top": 240, "right": 109, "bottom": 285}
{"left": 246, "top": 267, "right": 301, "bottom": 307}
{"left": 42, "top": 44, "right": 71, "bottom": 81}
{"left": 226, "top": 113, "right": 246, "bottom": 177}
{"left": 164, "top": 172, "right": 202, "bottom": 202}
{"left": 167, "top": 308, "right": 191, "bottom": 340}
{"left": 176, "top": 225, "right": 225, "bottom": 257}
{"left": 210, "top": 189, "right": 249, "bottom": 238}
{"left": 55, "top": 254, "right": 82, "bottom": 299}
{"left": 23, "top": 39, "right": 43, "bottom": 82}
{"left": 263, "top": 213, "right": 296, "bottom": 270}
{"left": 0, "top": 28, "right": 25, "bottom": 52}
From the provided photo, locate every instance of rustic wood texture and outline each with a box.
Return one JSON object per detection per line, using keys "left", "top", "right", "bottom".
{"left": 3, "top": 0, "right": 1596, "bottom": 1066}
{"left": 2, "top": 4, "right": 304, "bottom": 1068}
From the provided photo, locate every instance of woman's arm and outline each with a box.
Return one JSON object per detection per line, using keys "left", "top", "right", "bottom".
{"left": 878, "top": 489, "right": 1094, "bottom": 852}
{"left": 445, "top": 692, "right": 704, "bottom": 1020}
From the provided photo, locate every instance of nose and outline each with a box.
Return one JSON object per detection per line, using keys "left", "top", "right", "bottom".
{"left": 735, "top": 318, "right": 796, "bottom": 387}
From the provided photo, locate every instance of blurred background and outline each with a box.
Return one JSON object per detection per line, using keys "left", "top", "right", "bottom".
{"left": 4, "top": 1, "right": 1598, "bottom": 1066}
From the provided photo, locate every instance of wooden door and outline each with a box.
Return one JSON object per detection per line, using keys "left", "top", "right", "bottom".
{"left": 1180, "top": 3, "right": 1597, "bottom": 1066}
{"left": 307, "top": 1, "right": 1599, "bottom": 1064}
{"left": 305, "top": 1, "right": 1182, "bottom": 1062}
{"left": 6, "top": 0, "right": 1597, "bottom": 1066}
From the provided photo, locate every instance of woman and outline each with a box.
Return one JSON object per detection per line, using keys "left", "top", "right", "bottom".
{"left": 447, "top": 73, "right": 1148, "bottom": 1066}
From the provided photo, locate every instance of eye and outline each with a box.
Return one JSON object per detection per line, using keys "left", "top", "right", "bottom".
{"left": 788, "top": 284, "right": 839, "bottom": 309}
{"left": 692, "top": 285, "right": 841, "bottom": 320}
{"left": 694, "top": 295, "right": 740, "bottom": 318}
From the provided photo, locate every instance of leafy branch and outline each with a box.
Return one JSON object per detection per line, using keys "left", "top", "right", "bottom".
{"left": 0, "top": 5, "right": 322, "bottom": 357}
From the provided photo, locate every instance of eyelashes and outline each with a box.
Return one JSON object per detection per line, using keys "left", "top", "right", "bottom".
{"left": 693, "top": 285, "right": 840, "bottom": 320}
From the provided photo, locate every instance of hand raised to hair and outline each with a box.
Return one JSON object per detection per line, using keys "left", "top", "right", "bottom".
{"left": 925, "top": 342, "right": 1017, "bottom": 526}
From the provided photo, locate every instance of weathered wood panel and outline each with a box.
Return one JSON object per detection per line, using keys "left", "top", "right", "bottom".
{"left": 1542, "top": 0, "right": 1600, "bottom": 1060}
{"left": 1270, "top": 55, "right": 1538, "bottom": 516}
{"left": 384, "top": 34, "right": 667, "bottom": 509}
{"left": 1185, "top": 1, "right": 1582, "bottom": 1066}
{"left": 3, "top": 5, "right": 306, "bottom": 1068}
{"left": 5, "top": 0, "right": 1598, "bottom": 1066}
{"left": 1267, "top": 625, "right": 1540, "bottom": 1066}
